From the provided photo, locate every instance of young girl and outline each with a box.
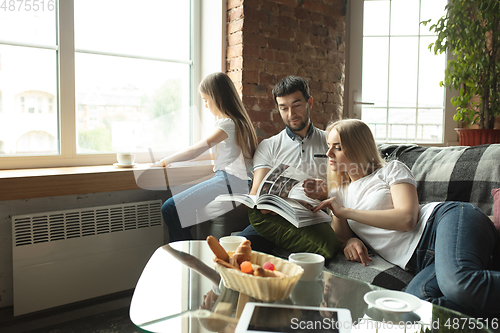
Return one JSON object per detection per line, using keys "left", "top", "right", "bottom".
{"left": 152, "top": 72, "right": 258, "bottom": 242}
{"left": 313, "top": 119, "right": 499, "bottom": 318}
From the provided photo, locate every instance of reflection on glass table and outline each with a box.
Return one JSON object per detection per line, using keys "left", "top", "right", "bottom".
{"left": 130, "top": 241, "right": 494, "bottom": 333}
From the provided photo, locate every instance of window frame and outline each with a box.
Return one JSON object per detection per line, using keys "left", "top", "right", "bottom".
{"left": 345, "top": 0, "right": 459, "bottom": 146}
{"left": 1, "top": 0, "right": 208, "bottom": 170}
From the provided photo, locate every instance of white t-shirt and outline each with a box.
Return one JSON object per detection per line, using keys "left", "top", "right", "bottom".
{"left": 253, "top": 125, "right": 329, "bottom": 180}
{"left": 212, "top": 118, "right": 252, "bottom": 180}
{"left": 338, "top": 160, "right": 439, "bottom": 269}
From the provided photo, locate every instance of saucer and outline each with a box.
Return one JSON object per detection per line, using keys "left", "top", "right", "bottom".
{"left": 113, "top": 163, "right": 138, "bottom": 168}
{"left": 364, "top": 290, "right": 421, "bottom": 313}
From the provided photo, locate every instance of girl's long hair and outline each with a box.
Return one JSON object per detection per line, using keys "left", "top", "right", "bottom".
{"left": 199, "top": 72, "right": 258, "bottom": 160}
{"left": 326, "top": 119, "right": 386, "bottom": 192}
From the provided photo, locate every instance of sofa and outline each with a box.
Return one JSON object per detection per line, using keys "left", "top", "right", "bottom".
{"left": 187, "top": 143, "right": 500, "bottom": 290}
{"left": 326, "top": 143, "right": 500, "bottom": 290}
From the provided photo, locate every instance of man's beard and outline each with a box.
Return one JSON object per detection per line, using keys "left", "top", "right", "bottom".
{"left": 285, "top": 104, "right": 311, "bottom": 132}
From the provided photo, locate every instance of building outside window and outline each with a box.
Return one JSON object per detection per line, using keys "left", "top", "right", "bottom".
{"left": 0, "top": 0, "right": 195, "bottom": 166}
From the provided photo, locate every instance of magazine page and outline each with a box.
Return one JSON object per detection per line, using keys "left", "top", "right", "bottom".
{"left": 214, "top": 193, "right": 257, "bottom": 208}
{"left": 256, "top": 164, "right": 320, "bottom": 206}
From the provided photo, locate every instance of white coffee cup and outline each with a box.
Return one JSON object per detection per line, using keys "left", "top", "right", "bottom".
{"left": 219, "top": 235, "right": 246, "bottom": 252}
{"left": 117, "top": 152, "right": 136, "bottom": 165}
{"left": 288, "top": 252, "right": 325, "bottom": 281}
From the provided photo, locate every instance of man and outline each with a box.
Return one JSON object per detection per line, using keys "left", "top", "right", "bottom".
{"left": 239, "top": 76, "right": 338, "bottom": 258}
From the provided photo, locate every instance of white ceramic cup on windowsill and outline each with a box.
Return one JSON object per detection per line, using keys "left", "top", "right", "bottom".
{"left": 116, "top": 152, "right": 136, "bottom": 165}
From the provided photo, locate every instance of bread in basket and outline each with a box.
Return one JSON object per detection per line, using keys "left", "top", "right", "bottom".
{"left": 215, "top": 250, "right": 304, "bottom": 301}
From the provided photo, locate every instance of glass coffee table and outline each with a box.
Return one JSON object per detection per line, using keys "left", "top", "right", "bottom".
{"left": 130, "top": 241, "right": 495, "bottom": 333}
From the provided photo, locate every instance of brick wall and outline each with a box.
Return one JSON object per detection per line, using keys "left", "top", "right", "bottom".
{"left": 226, "top": 0, "right": 347, "bottom": 139}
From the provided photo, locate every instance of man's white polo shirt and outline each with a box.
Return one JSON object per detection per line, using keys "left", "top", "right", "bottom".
{"left": 253, "top": 124, "right": 329, "bottom": 180}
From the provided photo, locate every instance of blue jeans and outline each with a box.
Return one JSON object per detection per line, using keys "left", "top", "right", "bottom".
{"left": 406, "top": 202, "right": 500, "bottom": 317}
{"left": 162, "top": 170, "right": 249, "bottom": 242}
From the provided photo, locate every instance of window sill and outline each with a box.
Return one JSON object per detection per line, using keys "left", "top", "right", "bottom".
{"left": 0, "top": 162, "right": 214, "bottom": 201}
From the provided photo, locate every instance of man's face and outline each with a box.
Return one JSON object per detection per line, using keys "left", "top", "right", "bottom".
{"left": 276, "top": 90, "right": 312, "bottom": 133}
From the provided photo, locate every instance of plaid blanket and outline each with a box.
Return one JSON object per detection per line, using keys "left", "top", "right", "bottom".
{"left": 379, "top": 143, "right": 500, "bottom": 215}
{"left": 326, "top": 143, "right": 500, "bottom": 290}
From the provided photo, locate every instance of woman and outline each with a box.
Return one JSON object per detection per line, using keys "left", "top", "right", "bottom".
{"left": 313, "top": 119, "right": 499, "bottom": 317}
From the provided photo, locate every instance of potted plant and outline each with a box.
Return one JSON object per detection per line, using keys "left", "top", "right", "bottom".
{"left": 422, "top": 0, "right": 500, "bottom": 146}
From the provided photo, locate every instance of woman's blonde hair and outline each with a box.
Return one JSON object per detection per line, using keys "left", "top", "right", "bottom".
{"left": 199, "top": 72, "right": 258, "bottom": 160}
{"left": 326, "top": 119, "right": 386, "bottom": 191}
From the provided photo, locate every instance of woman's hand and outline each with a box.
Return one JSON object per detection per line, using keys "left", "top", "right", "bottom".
{"left": 302, "top": 178, "right": 328, "bottom": 200}
{"left": 312, "top": 197, "right": 347, "bottom": 218}
{"left": 344, "top": 238, "right": 372, "bottom": 266}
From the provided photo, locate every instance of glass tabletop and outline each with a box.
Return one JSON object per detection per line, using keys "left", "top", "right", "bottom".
{"left": 130, "top": 240, "right": 494, "bottom": 333}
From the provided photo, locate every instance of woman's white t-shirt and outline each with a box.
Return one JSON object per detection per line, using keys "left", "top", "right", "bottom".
{"left": 212, "top": 118, "right": 252, "bottom": 180}
{"left": 339, "top": 160, "right": 439, "bottom": 269}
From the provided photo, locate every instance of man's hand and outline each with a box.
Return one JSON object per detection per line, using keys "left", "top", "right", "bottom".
{"left": 344, "top": 238, "right": 372, "bottom": 266}
{"left": 302, "top": 178, "right": 328, "bottom": 200}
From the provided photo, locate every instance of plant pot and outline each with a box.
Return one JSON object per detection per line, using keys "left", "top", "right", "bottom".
{"left": 455, "top": 128, "right": 500, "bottom": 146}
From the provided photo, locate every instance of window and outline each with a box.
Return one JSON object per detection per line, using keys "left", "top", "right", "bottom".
{"left": 0, "top": 0, "right": 197, "bottom": 168}
{"left": 347, "top": 0, "right": 453, "bottom": 144}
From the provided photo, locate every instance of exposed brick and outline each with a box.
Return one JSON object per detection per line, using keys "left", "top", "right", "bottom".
{"left": 243, "top": 0, "right": 261, "bottom": 8}
{"left": 248, "top": 109, "right": 271, "bottom": 122}
{"left": 244, "top": 19, "right": 261, "bottom": 34}
{"left": 227, "top": 0, "right": 243, "bottom": 10}
{"left": 262, "top": 1, "right": 279, "bottom": 14}
{"left": 259, "top": 96, "right": 277, "bottom": 110}
{"left": 275, "top": 51, "right": 291, "bottom": 63}
{"left": 245, "top": 6, "right": 268, "bottom": 24}
{"left": 227, "top": 57, "right": 243, "bottom": 71}
{"left": 231, "top": 0, "right": 346, "bottom": 130}
{"left": 259, "top": 72, "right": 276, "bottom": 86}
{"left": 273, "top": 0, "right": 298, "bottom": 6}
{"left": 227, "top": 70, "right": 242, "bottom": 84}
{"left": 244, "top": 44, "right": 261, "bottom": 58}
{"left": 227, "top": 18, "right": 243, "bottom": 34}
{"left": 227, "top": 44, "right": 243, "bottom": 58}
{"left": 245, "top": 33, "right": 268, "bottom": 47}
{"left": 268, "top": 38, "right": 298, "bottom": 53}
{"left": 243, "top": 70, "right": 260, "bottom": 84}
{"left": 294, "top": 7, "right": 309, "bottom": 20}
{"left": 303, "top": 0, "right": 328, "bottom": 13}
{"left": 260, "top": 48, "right": 274, "bottom": 61}
{"left": 228, "top": 31, "right": 243, "bottom": 46}
{"left": 278, "top": 4, "right": 295, "bottom": 18}
{"left": 277, "top": 15, "right": 299, "bottom": 30}
{"left": 229, "top": 6, "right": 244, "bottom": 21}
{"left": 278, "top": 27, "right": 295, "bottom": 40}
{"left": 243, "top": 58, "right": 266, "bottom": 71}
{"left": 243, "top": 83, "right": 268, "bottom": 96}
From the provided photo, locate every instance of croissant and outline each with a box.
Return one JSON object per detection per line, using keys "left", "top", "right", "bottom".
{"left": 232, "top": 239, "right": 252, "bottom": 265}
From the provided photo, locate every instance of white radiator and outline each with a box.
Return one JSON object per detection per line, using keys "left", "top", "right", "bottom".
{"left": 12, "top": 200, "right": 164, "bottom": 316}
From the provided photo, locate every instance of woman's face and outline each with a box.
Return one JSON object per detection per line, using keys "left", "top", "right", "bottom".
{"left": 326, "top": 129, "right": 350, "bottom": 173}
{"left": 200, "top": 92, "right": 220, "bottom": 117}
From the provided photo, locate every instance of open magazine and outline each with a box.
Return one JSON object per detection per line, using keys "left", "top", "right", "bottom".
{"left": 215, "top": 164, "right": 331, "bottom": 228}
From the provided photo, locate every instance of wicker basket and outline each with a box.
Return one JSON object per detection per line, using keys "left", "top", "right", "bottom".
{"left": 214, "top": 251, "right": 304, "bottom": 301}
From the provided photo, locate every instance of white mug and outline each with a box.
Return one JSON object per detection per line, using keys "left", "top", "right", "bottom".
{"left": 116, "top": 152, "right": 136, "bottom": 165}
{"left": 288, "top": 253, "right": 325, "bottom": 281}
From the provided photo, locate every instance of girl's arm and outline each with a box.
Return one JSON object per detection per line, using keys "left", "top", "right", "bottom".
{"left": 155, "top": 128, "right": 228, "bottom": 167}
{"left": 314, "top": 182, "right": 420, "bottom": 232}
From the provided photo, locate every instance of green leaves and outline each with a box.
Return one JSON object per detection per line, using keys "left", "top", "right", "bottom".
{"left": 421, "top": 0, "right": 500, "bottom": 129}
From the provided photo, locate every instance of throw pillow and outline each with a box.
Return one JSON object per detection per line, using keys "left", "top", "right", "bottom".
{"left": 248, "top": 209, "right": 341, "bottom": 260}
{"left": 492, "top": 188, "right": 500, "bottom": 232}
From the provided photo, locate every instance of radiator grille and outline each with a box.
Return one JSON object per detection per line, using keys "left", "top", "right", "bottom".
{"left": 13, "top": 200, "right": 162, "bottom": 247}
